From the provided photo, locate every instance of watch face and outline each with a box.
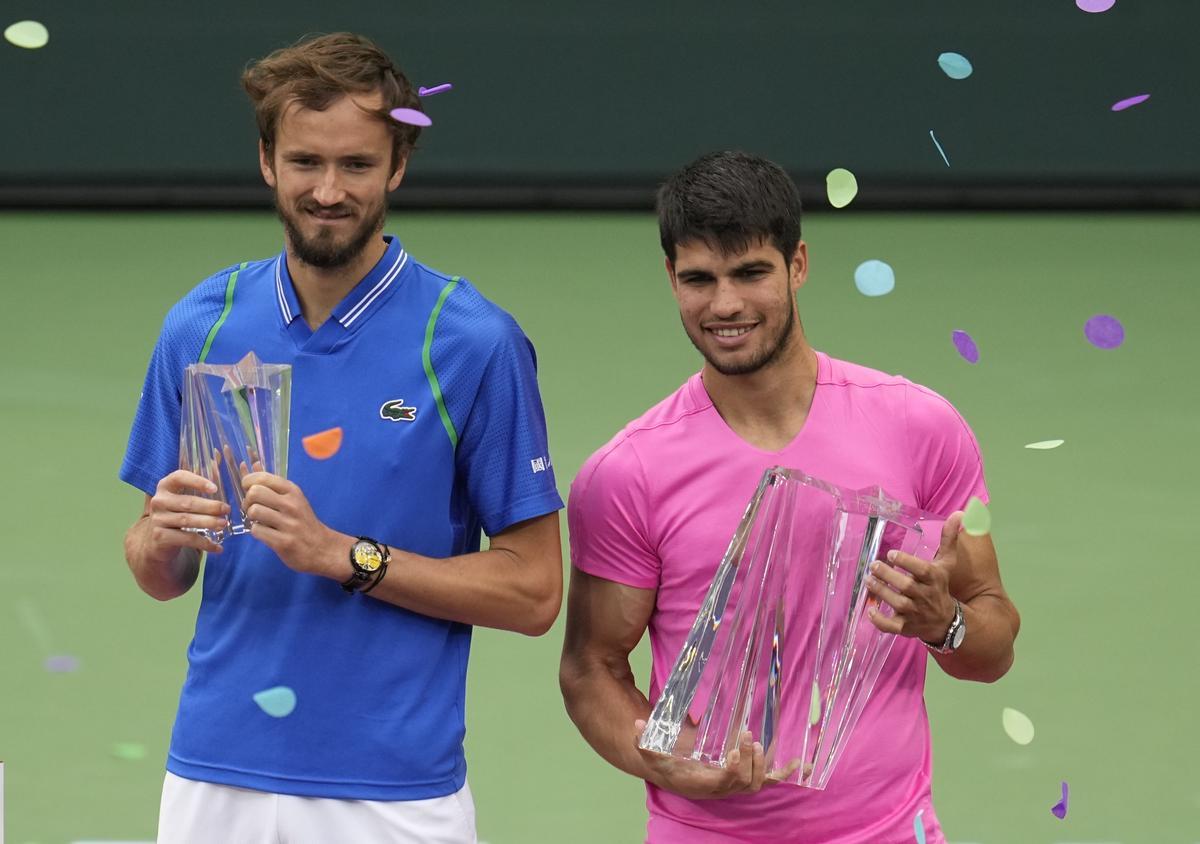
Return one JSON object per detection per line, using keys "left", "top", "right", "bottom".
{"left": 951, "top": 623, "right": 966, "bottom": 649}
{"left": 352, "top": 542, "right": 383, "bottom": 573}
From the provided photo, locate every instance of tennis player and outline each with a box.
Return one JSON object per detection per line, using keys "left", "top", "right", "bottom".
{"left": 121, "top": 32, "right": 562, "bottom": 843}
{"left": 560, "top": 151, "right": 1020, "bottom": 843}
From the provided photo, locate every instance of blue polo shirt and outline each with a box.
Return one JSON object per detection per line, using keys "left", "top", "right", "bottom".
{"left": 121, "top": 236, "right": 563, "bottom": 799}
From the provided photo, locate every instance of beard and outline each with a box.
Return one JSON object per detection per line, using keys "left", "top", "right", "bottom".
{"left": 685, "top": 296, "right": 797, "bottom": 376}
{"left": 274, "top": 192, "right": 386, "bottom": 270}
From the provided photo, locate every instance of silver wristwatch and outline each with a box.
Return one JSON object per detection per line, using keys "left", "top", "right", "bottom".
{"left": 925, "top": 600, "right": 966, "bottom": 654}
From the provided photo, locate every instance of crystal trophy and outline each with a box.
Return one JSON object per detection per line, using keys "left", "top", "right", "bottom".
{"left": 179, "top": 351, "right": 291, "bottom": 543}
{"left": 638, "top": 467, "right": 945, "bottom": 789}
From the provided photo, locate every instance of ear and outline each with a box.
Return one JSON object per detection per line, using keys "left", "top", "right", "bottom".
{"left": 665, "top": 257, "right": 679, "bottom": 295}
{"left": 789, "top": 241, "right": 809, "bottom": 293}
{"left": 387, "top": 155, "right": 409, "bottom": 192}
{"left": 259, "top": 140, "right": 276, "bottom": 189}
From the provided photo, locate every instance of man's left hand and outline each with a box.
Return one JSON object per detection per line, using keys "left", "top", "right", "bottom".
{"left": 241, "top": 472, "right": 338, "bottom": 577}
{"left": 866, "top": 512, "right": 962, "bottom": 644}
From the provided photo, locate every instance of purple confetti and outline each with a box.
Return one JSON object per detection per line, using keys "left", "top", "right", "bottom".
{"left": 389, "top": 107, "right": 432, "bottom": 127}
{"left": 1111, "top": 94, "right": 1150, "bottom": 112}
{"left": 1076, "top": 0, "right": 1115, "bottom": 11}
{"left": 1051, "top": 780, "right": 1069, "bottom": 819}
{"left": 418, "top": 83, "right": 453, "bottom": 97}
{"left": 44, "top": 654, "right": 80, "bottom": 673}
{"left": 1084, "top": 314, "right": 1125, "bottom": 349}
{"left": 951, "top": 329, "right": 980, "bottom": 364}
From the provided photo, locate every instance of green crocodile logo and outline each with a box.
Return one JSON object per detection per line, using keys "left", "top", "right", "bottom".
{"left": 380, "top": 399, "right": 417, "bottom": 422}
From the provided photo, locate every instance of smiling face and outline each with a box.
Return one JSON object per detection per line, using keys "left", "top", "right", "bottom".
{"left": 669, "top": 238, "right": 808, "bottom": 376}
{"left": 259, "top": 91, "right": 405, "bottom": 269}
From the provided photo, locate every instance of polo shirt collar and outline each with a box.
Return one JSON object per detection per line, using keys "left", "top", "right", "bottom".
{"left": 274, "top": 236, "right": 410, "bottom": 331}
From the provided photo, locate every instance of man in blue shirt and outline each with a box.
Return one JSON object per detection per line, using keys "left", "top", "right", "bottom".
{"left": 121, "top": 32, "right": 563, "bottom": 843}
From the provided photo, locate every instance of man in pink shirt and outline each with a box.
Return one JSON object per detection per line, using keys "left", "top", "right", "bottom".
{"left": 560, "top": 151, "right": 1020, "bottom": 843}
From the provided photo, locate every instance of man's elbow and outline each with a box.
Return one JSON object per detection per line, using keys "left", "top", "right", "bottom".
{"left": 517, "top": 576, "right": 562, "bottom": 637}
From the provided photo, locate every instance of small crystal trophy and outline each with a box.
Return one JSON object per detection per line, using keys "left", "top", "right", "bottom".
{"left": 179, "top": 352, "right": 291, "bottom": 543}
{"left": 638, "top": 467, "right": 945, "bottom": 789}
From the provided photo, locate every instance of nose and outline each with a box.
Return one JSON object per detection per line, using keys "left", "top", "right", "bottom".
{"left": 710, "top": 278, "right": 744, "bottom": 318}
{"left": 312, "top": 167, "right": 347, "bottom": 207}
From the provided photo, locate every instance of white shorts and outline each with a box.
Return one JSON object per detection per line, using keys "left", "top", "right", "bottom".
{"left": 157, "top": 771, "right": 477, "bottom": 844}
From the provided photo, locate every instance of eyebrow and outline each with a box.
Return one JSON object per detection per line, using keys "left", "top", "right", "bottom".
{"left": 676, "top": 260, "right": 775, "bottom": 281}
{"left": 280, "top": 151, "right": 381, "bottom": 163}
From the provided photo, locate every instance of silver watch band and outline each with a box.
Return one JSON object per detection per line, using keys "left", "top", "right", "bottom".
{"left": 925, "top": 599, "right": 964, "bottom": 654}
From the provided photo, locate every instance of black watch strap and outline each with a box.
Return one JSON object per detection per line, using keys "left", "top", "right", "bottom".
{"left": 341, "top": 536, "right": 390, "bottom": 594}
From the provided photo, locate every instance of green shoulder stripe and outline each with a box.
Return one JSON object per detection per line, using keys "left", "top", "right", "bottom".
{"left": 198, "top": 262, "right": 246, "bottom": 363}
{"left": 422, "top": 277, "right": 461, "bottom": 449}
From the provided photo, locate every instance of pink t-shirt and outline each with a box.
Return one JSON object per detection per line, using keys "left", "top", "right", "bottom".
{"left": 568, "top": 351, "right": 988, "bottom": 844}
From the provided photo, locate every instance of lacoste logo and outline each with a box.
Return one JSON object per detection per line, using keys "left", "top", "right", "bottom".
{"left": 380, "top": 399, "right": 417, "bottom": 422}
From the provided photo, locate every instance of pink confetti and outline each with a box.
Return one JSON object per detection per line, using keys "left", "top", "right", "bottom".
{"left": 1084, "top": 314, "right": 1125, "bottom": 349}
{"left": 1051, "top": 780, "right": 1069, "bottom": 819}
{"left": 419, "top": 83, "right": 453, "bottom": 97}
{"left": 1111, "top": 94, "right": 1150, "bottom": 112}
{"left": 951, "top": 329, "right": 979, "bottom": 364}
{"left": 389, "top": 108, "right": 432, "bottom": 127}
{"left": 1076, "top": 0, "right": 1115, "bottom": 11}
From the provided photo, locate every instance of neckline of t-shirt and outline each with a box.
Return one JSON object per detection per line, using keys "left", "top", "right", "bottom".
{"left": 687, "top": 349, "right": 830, "bottom": 457}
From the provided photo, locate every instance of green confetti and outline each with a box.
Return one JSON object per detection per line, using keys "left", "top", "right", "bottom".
{"left": 808, "top": 681, "right": 822, "bottom": 726}
{"left": 4, "top": 20, "right": 49, "bottom": 49}
{"left": 1025, "top": 439, "right": 1065, "bottom": 450}
{"left": 961, "top": 496, "right": 991, "bottom": 536}
{"left": 111, "top": 742, "right": 147, "bottom": 761}
{"left": 825, "top": 168, "right": 859, "bottom": 209}
{"left": 1001, "top": 707, "right": 1035, "bottom": 745}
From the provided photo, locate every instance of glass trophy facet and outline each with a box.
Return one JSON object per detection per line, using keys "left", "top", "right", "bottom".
{"left": 638, "top": 467, "right": 945, "bottom": 790}
{"left": 179, "top": 352, "right": 292, "bottom": 543}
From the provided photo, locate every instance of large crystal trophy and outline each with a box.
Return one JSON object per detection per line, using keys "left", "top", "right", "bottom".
{"left": 179, "top": 352, "right": 291, "bottom": 543}
{"left": 638, "top": 467, "right": 945, "bottom": 789}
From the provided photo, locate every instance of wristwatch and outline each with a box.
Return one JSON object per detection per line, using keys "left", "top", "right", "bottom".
{"left": 924, "top": 600, "right": 966, "bottom": 654}
{"left": 341, "top": 536, "right": 390, "bottom": 594}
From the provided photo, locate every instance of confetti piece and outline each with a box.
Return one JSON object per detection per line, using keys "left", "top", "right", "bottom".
{"left": 808, "top": 681, "right": 822, "bottom": 726}
{"left": 937, "top": 52, "right": 973, "bottom": 80}
{"left": 951, "top": 329, "right": 979, "bottom": 364}
{"left": 389, "top": 107, "right": 432, "bottom": 127}
{"left": 44, "top": 654, "right": 80, "bottom": 673}
{"left": 418, "top": 83, "right": 453, "bottom": 97}
{"left": 1111, "top": 94, "right": 1149, "bottom": 112}
{"left": 826, "top": 168, "right": 859, "bottom": 209}
{"left": 961, "top": 496, "right": 991, "bottom": 536}
{"left": 1051, "top": 780, "right": 1069, "bottom": 819}
{"left": 302, "top": 427, "right": 343, "bottom": 460}
{"left": 854, "top": 260, "right": 895, "bottom": 297}
{"left": 1025, "top": 439, "right": 1065, "bottom": 450}
{"left": 111, "top": 742, "right": 147, "bottom": 761}
{"left": 929, "top": 130, "right": 951, "bottom": 167}
{"left": 253, "top": 685, "right": 297, "bottom": 718}
{"left": 1084, "top": 314, "right": 1125, "bottom": 349}
{"left": 1077, "top": 0, "right": 1116, "bottom": 11}
{"left": 1001, "top": 707, "right": 1035, "bottom": 745}
{"left": 4, "top": 20, "right": 49, "bottom": 49}
{"left": 913, "top": 809, "right": 927, "bottom": 844}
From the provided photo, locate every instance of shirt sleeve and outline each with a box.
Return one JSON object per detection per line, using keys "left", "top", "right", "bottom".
{"left": 119, "top": 323, "right": 187, "bottom": 496}
{"left": 567, "top": 437, "right": 661, "bottom": 589}
{"left": 905, "top": 383, "right": 989, "bottom": 515}
{"left": 454, "top": 315, "right": 563, "bottom": 537}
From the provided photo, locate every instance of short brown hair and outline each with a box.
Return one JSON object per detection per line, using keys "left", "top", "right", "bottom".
{"left": 242, "top": 32, "right": 421, "bottom": 170}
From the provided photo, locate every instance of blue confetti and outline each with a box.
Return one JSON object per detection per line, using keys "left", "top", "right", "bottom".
{"left": 854, "top": 260, "right": 895, "bottom": 297}
{"left": 913, "top": 809, "right": 927, "bottom": 844}
{"left": 253, "top": 685, "right": 297, "bottom": 718}
{"left": 929, "top": 130, "right": 951, "bottom": 167}
{"left": 937, "top": 52, "right": 974, "bottom": 80}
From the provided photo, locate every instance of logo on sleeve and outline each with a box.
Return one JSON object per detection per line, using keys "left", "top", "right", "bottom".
{"left": 380, "top": 399, "right": 418, "bottom": 422}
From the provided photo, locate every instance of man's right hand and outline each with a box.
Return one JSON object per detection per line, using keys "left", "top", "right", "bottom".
{"left": 634, "top": 720, "right": 778, "bottom": 800}
{"left": 143, "top": 469, "right": 231, "bottom": 560}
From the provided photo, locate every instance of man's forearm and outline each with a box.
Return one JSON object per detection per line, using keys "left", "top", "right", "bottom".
{"left": 933, "top": 594, "right": 1019, "bottom": 682}
{"left": 560, "top": 656, "right": 657, "bottom": 781}
{"left": 124, "top": 517, "right": 201, "bottom": 601}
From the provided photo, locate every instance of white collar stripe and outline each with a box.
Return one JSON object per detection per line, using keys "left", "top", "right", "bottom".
{"left": 340, "top": 250, "right": 408, "bottom": 327}
{"left": 274, "top": 257, "right": 293, "bottom": 323}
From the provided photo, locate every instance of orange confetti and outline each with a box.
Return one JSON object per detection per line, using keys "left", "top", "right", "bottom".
{"left": 302, "top": 427, "right": 343, "bottom": 460}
